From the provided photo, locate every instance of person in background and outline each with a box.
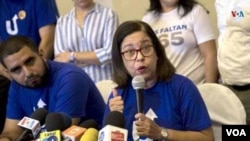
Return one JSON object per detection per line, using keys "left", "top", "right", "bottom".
{"left": 215, "top": 0, "right": 250, "bottom": 124}
{"left": 54, "top": 0, "right": 119, "bottom": 83}
{"left": 0, "top": 0, "right": 58, "bottom": 59}
{"left": 103, "top": 20, "right": 214, "bottom": 141}
{"left": 0, "top": 78, "right": 9, "bottom": 134}
{"left": 142, "top": 0, "right": 218, "bottom": 84}
{"left": 0, "top": 36, "right": 105, "bottom": 141}
{"left": 0, "top": 0, "right": 59, "bottom": 133}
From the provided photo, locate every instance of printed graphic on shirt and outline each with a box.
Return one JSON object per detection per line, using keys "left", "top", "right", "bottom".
{"left": 18, "top": 10, "right": 26, "bottom": 20}
{"left": 154, "top": 25, "right": 187, "bottom": 48}
{"left": 5, "top": 10, "right": 27, "bottom": 35}
{"left": 6, "top": 14, "right": 18, "bottom": 35}
{"left": 33, "top": 98, "right": 47, "bottom": 112}
{"left": 231, "top": 7, "right": 245, "bottom": 21}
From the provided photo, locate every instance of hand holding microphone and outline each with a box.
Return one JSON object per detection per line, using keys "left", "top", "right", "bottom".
{"left": 109, "top": 89, "right": 124, "bottom": 113}
{"left": 135, "top": 113, "right": 162, "bottom": 140}
{"left": 133, "top": 76, "right": 163, "bottom": 140}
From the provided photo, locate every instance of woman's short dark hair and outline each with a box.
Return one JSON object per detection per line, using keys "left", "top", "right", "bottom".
{"left": 111, "top": 20, "right": 175, "bottom": 88}
{"left": 0, "top": 35, "right": 38, "bottom": 67}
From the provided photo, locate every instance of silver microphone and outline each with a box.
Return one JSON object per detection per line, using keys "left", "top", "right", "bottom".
{"left": 132, "top": 76, "right": 145, "bottom": 113}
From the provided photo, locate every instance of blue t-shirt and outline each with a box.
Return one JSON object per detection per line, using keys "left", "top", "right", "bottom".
{"left": 0, "top": 0, "right": 58, "bottom": 45}
{"left": 7, "top": 61, "right": 106, "bottom": 127}
{"left": 103, "top": 74, "right": 212, "bottom": 141}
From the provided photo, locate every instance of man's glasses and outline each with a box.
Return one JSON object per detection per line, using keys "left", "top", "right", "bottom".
{"left": 121, "top": 44, "right": 154, "bottom": 61}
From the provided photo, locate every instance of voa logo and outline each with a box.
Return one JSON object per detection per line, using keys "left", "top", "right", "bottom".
{"left": 226, "top": 129, "right": 246, "bottom": 136}
{"left": 231, "top": 7, "right": 244, "bottom": 21}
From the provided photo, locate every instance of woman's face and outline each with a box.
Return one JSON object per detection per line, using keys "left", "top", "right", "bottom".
{"left": 73, "top": 0, "right": 94, "bottom": 8}
{"left": 160, "top": 0, "right": 178, "bottom": 8}
{"left": 120, "top": 31, "right": 158, "bottom": 82}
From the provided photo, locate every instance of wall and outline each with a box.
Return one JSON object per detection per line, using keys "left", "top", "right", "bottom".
{"left": 56, "top": 0, "right": 218, "bottom": 39}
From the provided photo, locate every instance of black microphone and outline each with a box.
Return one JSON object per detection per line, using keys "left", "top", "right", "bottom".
{"left": 45, "top": 112, "right": 72, "bottom": 132}
{"left": 132, "top": 75, "right": 145, "bottom": 113}
{"left": 98, "top": 111, "right": 128, "bottom": 141}
{"left": 104, "top": 111, "right": 125, "bottom": 128}
{"left": 16, "top": 108, "right": 48, "bottom": 141}
{"left": 79, "top": 119, "right": 98, "bottom": 129}
{"left": 41, "top": 112, "right": 72, "bottom": 141}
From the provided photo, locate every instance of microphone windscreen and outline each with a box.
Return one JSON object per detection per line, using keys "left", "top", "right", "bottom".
{"left": 80, "top": 128, "right": 98, "bottom": 141}
{"left": 59, "top": 112, "right": 72, "bottom": 129}
{"left": 79, "top": 119, "right": 98, "bottom": 130}
{"left": 45, "top": 112, "right": 71, "bottom": 131}
{"left": 104, "top": 111, "right": 125, "bottom": 128}
{"left": 132, "top": 75, "right": 145, "bottom": 89}
{"left": 30, "top": 108, "right": 48, "bottom": 125}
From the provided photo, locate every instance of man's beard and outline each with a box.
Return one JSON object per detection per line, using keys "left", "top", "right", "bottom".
{"left": 25, "top": 74, "right": 44, "bottom": 88}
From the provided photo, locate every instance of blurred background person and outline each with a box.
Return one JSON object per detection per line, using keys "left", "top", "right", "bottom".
{"left": 0, "top": 0, "right": 59, "bottom": 133}
{"left": 215, "top": 0, "right": 250, "bottom": 124}
{"left": 104, "top": 20, "right": 214, "bottom": 141}
{"left": 0, "top": 76, "right": 9, "bottom": 134}
{"left": 142, "top": 0, "right": 218, "bottom": 84}
{"left": 54, "top": 0, "right": 119, "bottom": 83}
{"left": 0, "top": 36, "right": 105, "bottom": 141}
{"left": 0, "top": 0, "right": 59, "bottom": 59}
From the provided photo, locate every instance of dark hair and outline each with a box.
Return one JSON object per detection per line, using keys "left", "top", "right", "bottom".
{"left": 148, "top": 0, "right": 205, "bottom": 17}
{"left": 0, "top": 35, "right": 38, "bottom": 67}
{"left": 111, "top": 20, "right": 175, "bottom": 88}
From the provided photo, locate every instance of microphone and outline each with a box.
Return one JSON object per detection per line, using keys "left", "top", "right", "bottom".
{"left": 39, "top": 130, "right": 61, "bottom": 141}
{"left": 16, "top": 108, "right": 48, "bottom": 141}
{"left": 62, "top": 119, "right": 98, "bottom": 141}
{"left": 79, "top": 120, "right": 99, "bottom": 141}
{"left": 45, "top": 112, "right": 72, "bottom": 131}
{"left": 79, "top": 119, "right": 98, "bottom": 129}
{"left": 80, "top": 119, "right": 98, "bottom": 141}
{"left": 98, "top": 111, "right": 128, "bottom": 141}
{"left": 80, "top": 128, "right": 98, "bottom": 141}
{"left": 62, "top": 125, "right": 86, "bottom": 141}
{"left": 40, "top": 112, "right": 72, "bottom": 141}
{"left": 132, "top": 75, "right": 145, "bottom": 113}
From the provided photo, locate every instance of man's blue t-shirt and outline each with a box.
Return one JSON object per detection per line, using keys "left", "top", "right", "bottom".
{"left": 7, "top": 61, "right": 106, "bottom": 127}
{"left": 0, "top": 0, "right": 58, "bottom": 44}
{"left": 103, "top": 74, "right": 212, "bottom": 141}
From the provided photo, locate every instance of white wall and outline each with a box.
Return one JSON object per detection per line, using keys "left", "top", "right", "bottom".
{"left": 56, "top": 0, "right": 218, "bottom": 39}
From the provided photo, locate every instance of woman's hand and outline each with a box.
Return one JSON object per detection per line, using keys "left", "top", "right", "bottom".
{"left": 54, "top": 52, "right": 71, "bottom": 63}
{"left": 109, "top": 89, "right": 124, "bottom": 113}
{"left": 135, "top": 113, "right": 162, "bottom": 140}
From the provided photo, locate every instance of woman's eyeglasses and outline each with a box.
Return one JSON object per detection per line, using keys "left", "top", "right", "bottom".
{"left": 121, "top": 45, "right": 154, "bottom": 61}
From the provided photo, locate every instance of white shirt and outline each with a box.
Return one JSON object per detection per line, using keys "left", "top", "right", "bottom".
{"left": 215, "top": 0, "right": 250, "bottom": 85}
{"left": 143, "top": 5, "right": 215, "bottom": 84}
{"left": 54, "top": 3, "right": 119, "bottom": 82}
